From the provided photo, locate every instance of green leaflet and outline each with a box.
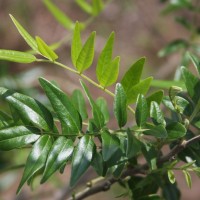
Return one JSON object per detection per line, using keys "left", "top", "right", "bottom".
{"left": 96, "top": 32, "right": 115, "bottom": 84}
{"left": 70, "top": 135, "right": 94, "bottom": 187}
{"left": 183, "top": 170, "right": 192, "bottom": 188}
{"left": 0, "top": 50, "right": 36, "bottom": 63}
{"left": 150, "top": 101, "right": 166, "bottom": 126}
{"left": 39, "top": 78, "right": 82, "bottom": 135}
{"left": 41, "top": 137, "right": 74, "bottom": 183}
{"left": 144, "top": 124, "right": 167, "bottom": 138}
{"left": 158, "top": 39, "right": 188, "bottom": 57}
{"left": 71, "top": 22, "right": 82, "bottom": 67}
{"left": 126, "top": 77, "right": 153, "bottom": 104}
{"left": 71, "top": 89, "right": 88, "bottom": 120}
{"left": 96, "top": 97, "right": 109, "bottom": 123}
{"left": 121, "top": 57, "right": 145, "bottom": 94}
{"left": 97, "top": 56, "right": 120, "bottom": 87}
{"left": 151, "top": 79, "right": 185, "bottom": 89}
{"left": 17, "top": 135, "right": 53, "bottom": 194}
{"left": 92, "top": 0, "right": 104, "bottom": 16}
{"left": 0, "top": 87, "right": 55, "bottom": 132}
{"left": 76, "top": 0, "right": 93, "bottom": 15}
{"left": 0, "top": 126, "right": 40, "bottom": 151}
{"left": 146, "top": 90, "right": 164, "bottom": 107}
{"left": 135, "top": 94, "right": 148, "bottom": 128}
{"left": 76, "top": 32, "right": 96, "bottom": 73}
{"left": 91, "top": 150, "right": 104, "bottom": 176}
{"left": 126, "top": 129, "right": 141, "bottom": 159}
{"left": 9, "top": 15, "right": 38, "bottom": 52}
{"left": 43, "top": 0, "right": 74, "bottom": 30}
{"left": 166, "top": 122, "right": 186, "bottom": 140}
{"left": 36, "top": 36, "right": 58, "bottom": 61}
{"left": 0, "top": 111, "right": 13, "bottom": 129}
{"left": 114, "top": 83, "right": 127, "bottom": 128}
{"left": 168, "top": 170, "right": 176, "bottom": 184}
{"left": 80, "top": 80, "right": 105, "bottom": 129}
{"left": 101, "top": 131, "right": 120, "bottom": 162}
{"left": 181, "top": 66, "right": 200, "bottom": 104}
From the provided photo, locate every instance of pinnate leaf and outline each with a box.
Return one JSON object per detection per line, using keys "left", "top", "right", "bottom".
{"left": 76, "top": 32, "right": 96, "bottom": 73}
{"left": 17, "top": 135, "right": 53, "bottom": 194}
{"left": 70, "top": 135, "right": 94, "bottom": 187}
{"left": 0, "top": 50, "right": 36, "bottom": 63}
{"left": 114, "top": 83, "right": 127, "bottom": 128}
{"left": 0, "top": 126, "right": 40, "bottom": 151}
{"left": 41, "top": 137, "right": 74, "bottom": 183}
{"left": 39, "top": 78, "right": 82, "bottom": 135}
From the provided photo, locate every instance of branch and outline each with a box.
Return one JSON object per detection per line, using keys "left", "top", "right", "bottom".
{"left": 66, "top": 135, "right": 200, "bottom": 200}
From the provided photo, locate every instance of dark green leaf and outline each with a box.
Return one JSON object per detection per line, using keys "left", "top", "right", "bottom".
{"left": 70, "top": 135, "right": 94, "bottom": 187}
{"left": 0, "top": 111, "right": 13, "bottom": 129}
{"left": 0, "top": 87, "right": 55, "bottom": 131}
{"left": 114, "top": 83, "right": 127, "bottom": 128}
{"left": 168, "top": 170, "right": 176, "bottom": 184}
{"left": 162, "top": 181, "right": 180, "bottom": 200}
{"left": 36, "top": 36, "right": 58, "bottom": 61}
{"left": 121, "top": 57, "right": 145, "bottom": 93}
{"left": 71, "top": 89, "right": 88, "bottom": 120}
{"left": 76, "top": 32, "right": 96, "bottom": 73}
{"left": 80, "top": 80, "right": 105, "bottom": 129}
{"left": 0, "top": 126, "right": 40, "bottom": 151}
{"left": 150, "top": 101, "right": 165, "bottom": 126}
{"left": 138, "top": 194, "right": 162, "bottom": 200}
{"left": 166, "top": 122, "right": 186, "bottom": 140}
{"left": 144, "top": 124, "right": 167, "bottom": 138}
{"left": 71, "top": 22, "right": 82, "bottom": 67}
{"left": 136, "top": 94, "right": 148, "bottom": 127}
{"left": 41, "top": 137, "right": 73, "bottom": 183}
{"left": 96, "top": 97, "right": 109, "bottom": 123}
{"left": 9, "top": 15, "right": 38, "bottom": 52}
{"left": 17, "top": 135, "right": 53, "bottom": 194}
{"left": 39, "top": 78, "right": 82, "bottom": 135}
{"left": 112, "top": 163, "right": 124, "bottom": 178}
{"left": 101, "top": 131, "right": 120, "bottom": 162}
{"left": 43, "top": 0, "right": 74, "bottom": 30}
{"left": 181, "top": 66, "right": 200, "bottom": 103}
{"left": 127, "top": 77, "right": 153, "bottom": 104}
{"left": 0, "top": 50, "right": 36, "bottom": 63}
{"left": 91, "top": 150, "right": 104, "bottom": 176}
{"left": 158, "top": 39, "right": 188, "bottom": 57}
{"left": 126, "top": 129, "right": 141, "bottom": 159}
{"left": 146, "top": 90, "right": 164, "bottom": 107}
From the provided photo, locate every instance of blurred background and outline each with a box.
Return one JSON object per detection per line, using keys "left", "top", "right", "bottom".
{"left": 0, "top": 0, "right": 200, "bottom": 199}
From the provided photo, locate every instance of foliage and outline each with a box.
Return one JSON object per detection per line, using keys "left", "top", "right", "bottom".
{"left": 1, "top": 1, "right": 200, "bottom": 200}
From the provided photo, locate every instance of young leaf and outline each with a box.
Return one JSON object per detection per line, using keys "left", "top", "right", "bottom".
{"left": 43, "top": 0, "right": 74, "bottom": 30}
{"left": 181, "top": 66, "right": 200, "bottom": 104}
{"left": 96, "top": 32, "right": 115, "bottom": 84}
{"left": 39, "top": 78, "right": 82, "bottom": 135}
{"left": 0, "top": 50, "right": 36, "bottom": 63}
{"left": 76, "top": 32, "right": 96, "bottom": 73}
{"left": 114, "top": 83, "right": 127, "bottom": 128}
{"left": 17, "top": 135, "right": 53, "bottom": 194}
{"left": 71, "top": 22, "right": 82, "bottom": 67}
{"left": 96, "top": 97, "right": 109, "bottom": 123}
{"left": 71, "top": 89, "right": 88, "bottom": 120}
{"left": 183, "top": 170, "right": 192, "bottom": 188}
{"left": 80, "top": 80, "right": 105, "bottom": 129}
{"left": 70, "top": 135, "right": 94, "bottom": 187}
{"left": 121, "top": 57, "right": 145, "bottom": 93}
{"left": 150, "top": 101, "right": 166, "bottom": 126}
{"left": 9, "top": 15, "right": 38, "bottom": 52}
{"left": 101, "top": 131, "right": 120, "bottom": 162}
{"left": 97, "top": 56, "right": 120, "bottom": 87}
{"left": 41, "top": 137, "right": 74, "bottom": 183}
{"left": 75, "top": 0, "right": 93, "bottom": 15}
{"left": 0, "top": 126, "right": 40, "bottom": 151}
{"left": 36, "top": 36, "right": 58, "bottom": 61}
{"left": 146, "top": 90, "right": 164, "bottom": 107}
{"left": 126, "top": 129, "right": 141, "bottom": 159}
{"left": 135, "top": 94, "right": 148, "bottom": 128}
{"left": 0, "top": 87, "right": 55, "bottom": 132}
{"left": 92, "top": 0, "right": 104, "bottom": 16}
{"left": 168, "top": 170, "right": 176, "bottom": 184}
{"left": 166, "top": 122, "right": 186, "bottom": 140}
{"left": 127, "top": 77, "right": 153, "bottom": 104}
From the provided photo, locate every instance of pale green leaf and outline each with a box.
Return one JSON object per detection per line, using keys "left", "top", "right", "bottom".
{"left": 168, "top": 170, "right": 176, "bottom": 184}
{"left": 183, "top": 170, "right": 192, "bottom": 188}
